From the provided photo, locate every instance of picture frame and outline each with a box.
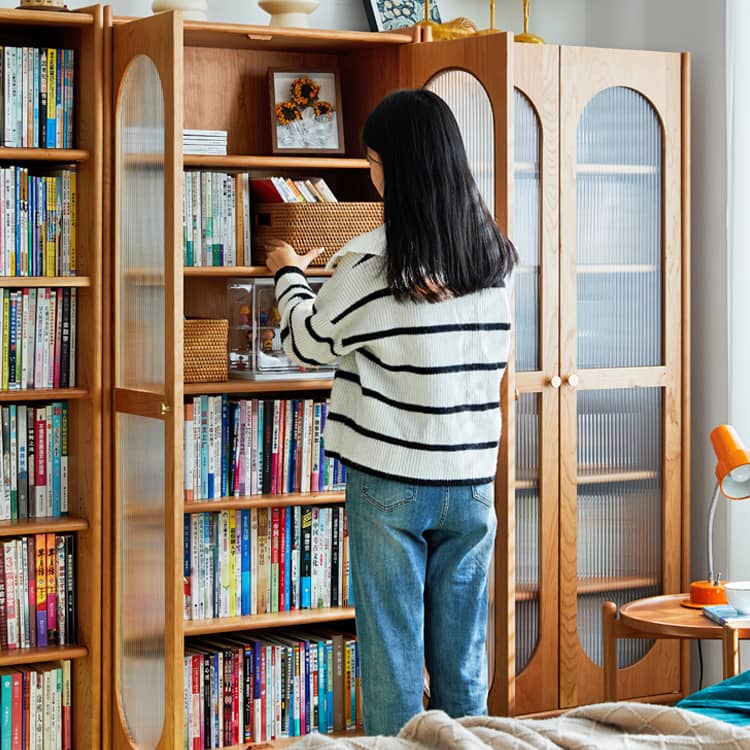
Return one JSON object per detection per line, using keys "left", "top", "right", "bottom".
{"left": 268, "top": 69, "right": 345, "bottom": 155}
{"left": 362, "top": 0, "right": 441, "bottom": 32}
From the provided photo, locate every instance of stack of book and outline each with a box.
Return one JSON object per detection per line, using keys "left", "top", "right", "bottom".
{"left": 250, "top": 176, "right": 338, "bottom": 203}
{"left": 702, "top": 604, "right": 750, "bottom": 626}
{"left": 183, "top": 129, "right": 228, "bottom": 155}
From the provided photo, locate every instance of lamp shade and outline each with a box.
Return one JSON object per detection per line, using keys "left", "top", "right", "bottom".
{"left": 711, "top": 425, "right": 750, "bottom": 499}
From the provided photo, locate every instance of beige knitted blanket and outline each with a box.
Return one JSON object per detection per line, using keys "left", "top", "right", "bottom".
{"left": 288, "top": 703, "right": 750, "bottom": 749}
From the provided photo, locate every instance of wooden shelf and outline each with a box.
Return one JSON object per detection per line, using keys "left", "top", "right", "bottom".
{"left": 0, "top": 515, "right": 88, "bottom": 537}
{"left": 183, "top": 155, "right": 369, "bottom": 170}
{"left": 222, "top": 731, "right": 364, "bottom": 749}
{"left": 0, "top": 147, "right": 89, "bottom": 163}
{"left": 576, "top": 163, "right": 658, "bottom": 175}
{"left": 0, "top": 388, "right": 89, "bottom": 402}
{"left": 0, "top": 276, "right": 91, "bottom": 288}
{"left": 516, "top": 576, "right": 660, "bottom": 601}
{"left": 183, "top": 266, "right": 331, "bottom": 278}
{"left": 0, "top": 8, "right": 93, "bottom": 27}
{"left": 0, "top": 645, "right": 88, "bottom": 667}
{"left": 184, "top": 378, "right": 333, "bottom": 395}
{"left": 577, "top": 264, "right": 658, "bottom": 274}
{"left": 185, "top": 491, "right": 345, "bottom": 512}
{"left": 577, "top": 469, "right": 659, "bottom": 484}
{"left": 185, "top": 607, "right": 355, "bottom": 636}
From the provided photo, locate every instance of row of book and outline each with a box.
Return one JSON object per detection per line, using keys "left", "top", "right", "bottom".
{"left": 0, "top": 660, "right": 72, "bottom": 750}
{"left": 0, "top": 534, "right": 76, "bottom": 652}
{"left": 1, "top": 46, "right": 74, "bottom": 149}
{"left": 249, "top": 176, "right": 338, "bottom": 204}
{"left": 184, "top": 631, "right": 359, "bottom": 748}
{"left": 183, "top": 171, "right": 251, "bottom": 267}
{"left": 0, "top": 402, "right": 69, "bottom": 522}
{"left": 0, "top": 167, "right": 77, "bottom": 277}
{"left": 0, "top": 288, "right": 77, "bottom": 391}
{"left": 184, "top": 396, "right": 347, "bottom": 502}
{"left": 185, "top": 505, "right": 351, "bottom": 621}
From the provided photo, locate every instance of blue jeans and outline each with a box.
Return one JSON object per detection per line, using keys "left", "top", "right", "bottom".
{"left": 344, "top": 466, "right": 497, "bottom": 736}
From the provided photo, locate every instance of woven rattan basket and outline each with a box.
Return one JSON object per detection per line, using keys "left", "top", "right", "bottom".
{"left": 184, "top": 319, "right": 228, "bottom": 383}
{"left": 254, "top": 202, "right": 383, "bottom": 266}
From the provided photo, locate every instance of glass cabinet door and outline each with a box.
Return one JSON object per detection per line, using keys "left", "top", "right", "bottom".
{"left": 511, "top": 43, "right": 560, "bottom": 716}
{"left": 111, "top": 12, "right": 184, "bottom": 750}
{"left": 559, "top": 47, "right": 684, "bottom": 707}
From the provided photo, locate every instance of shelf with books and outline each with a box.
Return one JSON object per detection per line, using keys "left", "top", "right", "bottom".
{"left": 185, "top": 607, "right": 356, "bottom": 637}
{"left": 0, "top": 643, "right": 86, "bottom": 667}
{"left": 185, "top": 379, "right": 334, "bottom": 396}
{"left": 183, "top": 155, "right": 370, "bottom": 170}
{"left": 0, "top": 7, "right": 93, "bottom": 28}
{"left": 0, "top": 277, "right": 91, "bottom": 288}
{"left": 0, "top": 515, "right": 87, "bottom": 536}
{"left": 0, "top": 147, "right": 89, "bottom": 162}
{"left": 0, "top": 387, "right": 87, "bottom": 401}
{"left": 184, "top": 266, "right": 331, "bottom": 278}
{"left": 185, "top": 491, "right": 345, "bottom": 513}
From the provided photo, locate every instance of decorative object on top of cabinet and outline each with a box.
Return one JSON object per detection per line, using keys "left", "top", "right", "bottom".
{"left": 258, "top": 0, "right": 319, "bottom": 27}
{"left": 363, "top": 0, "right": 440, "bottom": 31}
{"left": 416, "top": 0, "right": 478, "bottom": 41}
{"left": 18, "top": 0, "right": 67, "bottom": 9}
{"left": 515, "top": 0, "right": 543, "bottom": 44}
{"left": 269, "top": 69, "right": 344, "bottom": 154}
{"left": 151, "top": 0, "right": 207, "bottom": 21}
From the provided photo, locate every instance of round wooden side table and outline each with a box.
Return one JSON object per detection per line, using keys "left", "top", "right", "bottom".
{"left": 602, "top": 594, "right": 750, "bottom": 701}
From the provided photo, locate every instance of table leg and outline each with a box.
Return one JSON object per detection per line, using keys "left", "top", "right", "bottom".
{"left": 723, "top": 625, "right": 740, "bottom": 679}
{"left": 603, "top": 601, "right": 618, "bottom": 701}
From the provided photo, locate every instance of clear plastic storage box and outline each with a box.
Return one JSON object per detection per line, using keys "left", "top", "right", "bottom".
{"left": 227, "top": 278, "right": 335, "bottom": 380}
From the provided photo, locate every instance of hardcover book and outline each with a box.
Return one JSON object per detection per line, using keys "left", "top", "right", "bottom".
{"left": 702, "top": 603, "right": 750, "bottom": 626}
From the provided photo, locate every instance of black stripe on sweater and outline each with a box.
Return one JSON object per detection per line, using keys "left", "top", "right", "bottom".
{"left": 277, "top": 283, "right": 313, "bottom": 303}
{"left": 358, "top": 347, "right": 506, "bottom": 374}
{"left": 287, "top": 302, "right": 330, "bottom": 367}
{"left": 326, "top": 451, "right": 495, "bottom": 487}
{"left": 342, "top": 321, "right": 510, "bottom": 347}
{"left": 334, "top": 369, "right": 499, "bottom": 414}
{"left": 326, "top": 411, "right": 499, "bottom": 452}
{"left": 330, "top": 288, "right": 392, "bottom": 325}
{"left": 274, "top": 266, "right": 306, "bottom": 284}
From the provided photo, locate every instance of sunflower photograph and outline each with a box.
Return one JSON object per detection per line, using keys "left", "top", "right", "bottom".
{"left": 269, "top": 69, "right": 344, "bottom": 154}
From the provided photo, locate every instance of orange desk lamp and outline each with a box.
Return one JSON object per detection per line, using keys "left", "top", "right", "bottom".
{"left": 687, "top": 425, "right": 750, "bottom": 607}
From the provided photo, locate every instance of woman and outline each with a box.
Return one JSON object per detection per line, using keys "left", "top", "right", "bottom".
{"left": 265, "top": 89, "right": 517, "bottom": 736}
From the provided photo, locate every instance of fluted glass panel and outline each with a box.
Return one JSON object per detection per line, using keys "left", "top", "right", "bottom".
{"left": 426, "top": 71, "right": 494, "bottom": 210}
{"left": 118, "top": 413, "right": 166, "bottom": 749}
{"left": 516, "top": 393, "right": 540, "bottom": 673}
{"left": 576, "top": 87, "right": 662, "bottom": 369}
{"left": 513, "top": 91, "right": 540, "bottom": 372}
{"left": 577, "top": 388, "right": 663, "bottom": 668}
{"left": 118, "top": 54, "right": 165, "bottom": 391}
{"left": 116, "top": 54, "right": 167, "bottom": 749}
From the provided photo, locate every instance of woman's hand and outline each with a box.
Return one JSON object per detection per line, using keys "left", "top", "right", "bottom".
{"left": 265, "top": 239, "right": 325, "bottom": 275}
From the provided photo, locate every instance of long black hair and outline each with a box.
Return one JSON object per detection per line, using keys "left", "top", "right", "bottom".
{"left": 362, "top": 88, "right": 517, "bottom": 302}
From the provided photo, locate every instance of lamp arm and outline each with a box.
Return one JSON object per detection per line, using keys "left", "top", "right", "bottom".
{"left": 707, "top": 481, "right": 722, "bottom": 585}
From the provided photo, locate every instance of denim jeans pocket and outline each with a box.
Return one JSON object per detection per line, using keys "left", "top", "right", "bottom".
{"left": 360, "top": 474, "right": 418, "bottom": 512}
{"left": 471, "top": 482, "right": 494, "bottom": 507}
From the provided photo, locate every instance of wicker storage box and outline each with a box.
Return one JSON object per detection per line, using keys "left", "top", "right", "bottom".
{"left": 184, "top": 319, "right": 228, "bottom": 383}
{"left": 254, "top": 202, "right": 383, "bottom": 266}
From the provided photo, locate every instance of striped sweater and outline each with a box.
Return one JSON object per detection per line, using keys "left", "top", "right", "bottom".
{"left": 274, "top": 224, "right": 512, "bottom": 485}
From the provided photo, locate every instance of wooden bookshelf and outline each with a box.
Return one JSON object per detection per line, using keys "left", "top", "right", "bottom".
{"left": 0, "top": 6, "right": 103, "bottom": 749}
{"left": 184, "top": 378, "right": 334, "bottom": 395}
{"left": 185, "top": 607, "right": 356, "bottom": 637}
{"left": 184, "top": 491, "right": 345, "bottom": 512}
{"left": 183, "top": 154, "right": 369, "bottom": 170}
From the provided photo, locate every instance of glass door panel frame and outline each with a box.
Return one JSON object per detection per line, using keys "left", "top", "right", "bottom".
{"left": 401, "top": 32, "right": 516, "bottom": 715}
{"left": 111, "top": 11, "right": 184, "bottom": 750}
{"left": 558, "top": 46, "right": 685, "bottom": 708}
{"left": 511, "top": 42, "right": 560, "bottom": 717}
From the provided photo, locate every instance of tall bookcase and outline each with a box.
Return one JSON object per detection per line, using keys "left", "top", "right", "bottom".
{"left": 106, "top": 11, "right": 511, "bottom": 749}
{"left": 0, "top": 5, "right": 103, "bottom": 748}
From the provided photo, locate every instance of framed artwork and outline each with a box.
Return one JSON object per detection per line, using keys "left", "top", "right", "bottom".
{"left": 363, "top": 0, "right": 441, "bottom": 32}
{"left": 268, "top": 69, "right": 345, "bottom": 155}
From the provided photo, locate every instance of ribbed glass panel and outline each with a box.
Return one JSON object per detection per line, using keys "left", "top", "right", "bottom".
{"left": 577, "top": 388, "right": 663, "bottom": 668}
{"left": 516, "top": 393, "right": 541, "bottom": 673}
{"left": 513, "top": 91, "right": 541, "bottom": 372}
{"left": 425, "top": 71, "right": 494, "bottom": 209}
{"left": 118, "top": 413, "right": 166, "bottom": 749}
{"left": 117, "top": 54, "right": 165, "bottom": 391}
{"left": 116, "top": 54, "right": 167, "bottom": 749}
{"left": 576, "top": 87, "right": 662, "bottom": 369}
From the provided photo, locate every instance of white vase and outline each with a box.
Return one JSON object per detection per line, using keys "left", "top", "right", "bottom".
{"left": 257, "top": 0, "right": 320, "bottom": 28}
{"left": 151, "top": 0, "right": 208, "bottom": 21}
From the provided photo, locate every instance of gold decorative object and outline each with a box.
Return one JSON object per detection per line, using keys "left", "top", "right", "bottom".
{"left": 417, "top": 0, "right": 479, "bottom": 41}
{"left": 515, "top": 0, "right": 544, "bottom": 44}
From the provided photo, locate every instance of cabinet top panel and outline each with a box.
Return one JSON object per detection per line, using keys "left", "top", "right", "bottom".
{"left": 0, "top": 7, "right": 94, "bottom": 28}
{"left": 113, "top": 16, "right": 415, "bottom": 52}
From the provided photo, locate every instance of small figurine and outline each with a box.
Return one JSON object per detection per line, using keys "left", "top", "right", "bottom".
{"left": 260, "top": 328, "right": 275, "bottom": 352}
{"left": 239, "top": 304, "right": 250, "bottom": 326}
